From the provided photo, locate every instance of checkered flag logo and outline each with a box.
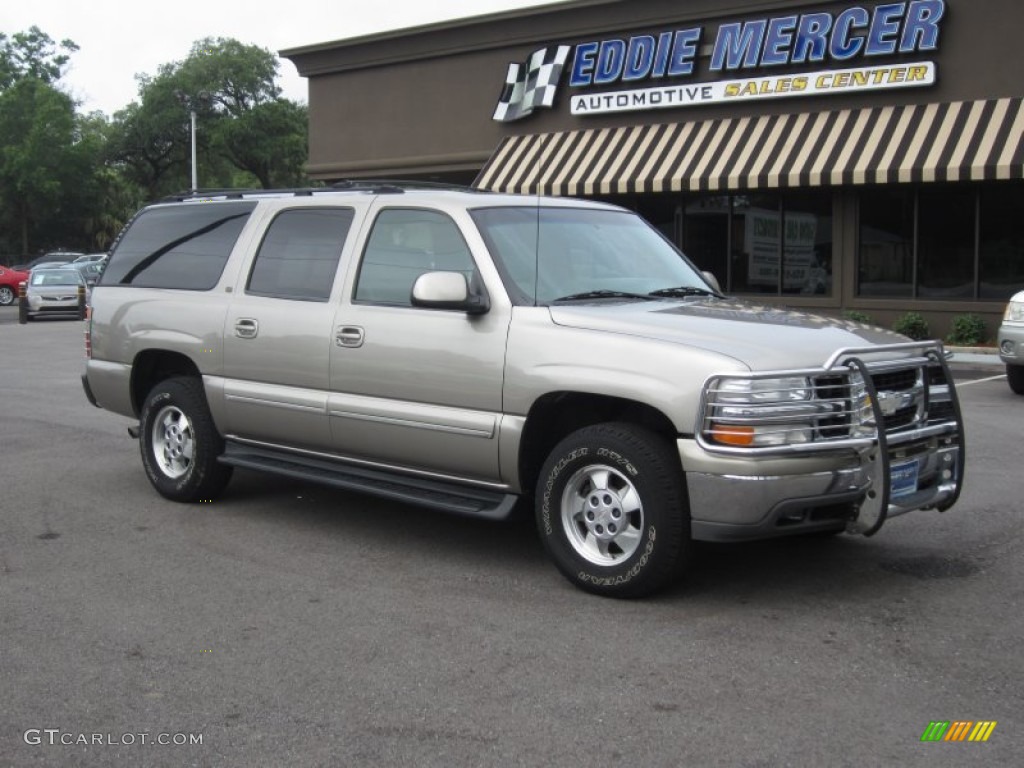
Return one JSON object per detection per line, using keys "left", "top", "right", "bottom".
{"left": 492, "top": 45, "right": 571, "bottom": 122}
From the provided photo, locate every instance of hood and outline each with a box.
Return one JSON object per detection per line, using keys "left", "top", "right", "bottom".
{"left": 549, "top": 298, "right": 909, "bottom": 371}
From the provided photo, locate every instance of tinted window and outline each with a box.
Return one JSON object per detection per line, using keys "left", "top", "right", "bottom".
{"left": 354, "top": 209, "right": 475, "bottom": 306}
{"left": 247, "top": 208, "right": 354, "bottom": 301}
{"left": 102, "top": 202, "right": 256, "bottom": 289}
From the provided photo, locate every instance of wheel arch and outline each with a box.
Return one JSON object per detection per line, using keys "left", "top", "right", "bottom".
{"left": 518, "top": 391, "right": 680, "bottom": 497}
{"left": 130, "top": 349, "right": 202, "bottom": 416}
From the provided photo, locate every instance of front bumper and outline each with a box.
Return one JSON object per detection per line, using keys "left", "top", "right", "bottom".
{"left": 998, "top": 323, "right": 1024, "bottom": 365}
{"left": 684, "top": 436, "right": 961, "bottom": 542}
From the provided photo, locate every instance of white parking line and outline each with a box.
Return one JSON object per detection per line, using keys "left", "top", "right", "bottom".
{"left": 957, "top": 374, "right": 1007, "bottom": 387}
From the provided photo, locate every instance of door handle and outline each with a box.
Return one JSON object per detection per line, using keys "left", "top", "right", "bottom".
{"left": 336, "top": 326, "right": 364, "bottom": 348}
{"left": 234, "top": 318, "right": 259, "bottom": 339}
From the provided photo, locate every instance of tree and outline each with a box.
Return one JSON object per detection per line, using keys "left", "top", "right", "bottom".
{"left": 0, "top": 78, "right": 75, "bottom": 253}
{"left": 217, "top": 100, "right": 309, "bottom": 188}
{"left": 0, "top": 26, "right": 78, "bottom": 90}
{"left": 107, "top": 37, "right": 308, "bottom": 195}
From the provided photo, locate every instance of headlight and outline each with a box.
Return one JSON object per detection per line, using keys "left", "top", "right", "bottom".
{"left": 714, "top": 377, "right": 811, "bottom": 403}
{"left": 704, "top": 376, "right": 815, "bottom": 447}
{"left": 1004, "top": 300, "right": 1024, "bottom": 324}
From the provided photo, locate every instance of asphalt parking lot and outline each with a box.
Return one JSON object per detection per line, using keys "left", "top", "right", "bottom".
{"left": 1, "top": 307, "right": 1021, "bottom": 767}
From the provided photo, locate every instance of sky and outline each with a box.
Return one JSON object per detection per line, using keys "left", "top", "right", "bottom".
{"left": 1, "top": 0, "right": 569, "bottom": 115}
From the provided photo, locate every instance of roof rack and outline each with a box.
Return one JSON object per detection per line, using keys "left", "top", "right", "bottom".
{"left": 331, "top": 179, "right": 489, "bottom": 193}
{"left": 157, "top": 179, "right": 490, "bottom": 204}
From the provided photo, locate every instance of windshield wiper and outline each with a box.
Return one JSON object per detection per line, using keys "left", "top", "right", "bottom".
{"left": 553, "top": 289, "right": 656, "bottom": 302}
{"left": 647, "top": 286, "right": 720, "bottom": 299}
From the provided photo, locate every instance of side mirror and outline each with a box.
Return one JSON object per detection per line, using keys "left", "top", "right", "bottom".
{"left": 411, "top": 271, "right": 490, "bottom": 315}
{"left": 701, "top": 271, "right": 722, "bottom": 294}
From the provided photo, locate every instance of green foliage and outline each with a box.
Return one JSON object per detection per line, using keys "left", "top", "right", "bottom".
{"left": 0, "top": 27, "right": 78, "bottom": 90}
{"left": 108, "top": 37, "right": 307, "bottom": 196}
{"left": 843, "top": 310, "right": 873, "bottom": 324}
{"left": 0, "top": 26, "right": 308, "bottom": 256}
{"left": 216, "top": 100, "right": 309, "bottom": 188}
{"left": 892, "top": 311, "right": 931, "bottom": 341}
{"left": 946, "top": 313, "right": 987, "bottom": 346}
{"left": 0, "top": 78, "right": 88, "bottom": 253}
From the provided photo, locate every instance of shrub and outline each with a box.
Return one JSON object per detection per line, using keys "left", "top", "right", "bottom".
{"left": 893, "top": 311, "right": 930, "bottom": 340}
{"left": 946, "top": 313, "right": 987, "bottom": 346}
{"left": 843, "top": 310, "right": 873, "bottom": 324}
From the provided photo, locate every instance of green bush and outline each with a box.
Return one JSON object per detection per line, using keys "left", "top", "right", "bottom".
{"left": 946, "top": 313, "right": 987, "bottom": 346}
{"left": 893, "top": 311, "right": 930, "bottom": 340}
{"left": 843, "top": 310, "right": 873, "bottom": 324}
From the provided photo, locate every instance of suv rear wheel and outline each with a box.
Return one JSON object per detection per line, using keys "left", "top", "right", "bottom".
{"left": 535, "top": 423, "right": 690, "bottom": 598}
{"left": 139, "top": 377, "right": 232, "bottom": 502}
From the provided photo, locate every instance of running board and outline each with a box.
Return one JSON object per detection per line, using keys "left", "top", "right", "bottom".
{"left": 219, "top": 442, "right": 518, "bottom": 521}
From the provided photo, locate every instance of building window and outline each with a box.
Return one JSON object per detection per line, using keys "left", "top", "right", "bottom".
{"left": 979, "top": 183, "right": 1024, "bottom": 300}
{"left": 857, "top": 182, "right": 1024, "bottom": 302}
{"left": 858, "top": 188, "right": 914, "bottom": 298}
{"left": 679, "top": 191, "right": 833, "bottom": 296}
{"left": 917, "top": 186, "right": 975, "bottom": 299}
{"left": 681, "top": 195, "right": 729, "bottom": 288}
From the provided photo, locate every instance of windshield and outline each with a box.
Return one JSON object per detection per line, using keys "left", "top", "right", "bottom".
{"left": 470, "top": 206, "right": 712, "bottom": 306}
{"left": 30, "top": 270, "right": 81, "bottom": 286}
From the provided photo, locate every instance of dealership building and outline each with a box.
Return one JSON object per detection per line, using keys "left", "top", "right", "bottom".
{"left": 282, "top": 0, "right": 1024, "bottom": 334}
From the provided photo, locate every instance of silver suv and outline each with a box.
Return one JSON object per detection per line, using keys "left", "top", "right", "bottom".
{"left": 82, "top": 184, "right": 966, "bottom": 597}
{"left": 998, "top": 289, "right": 1024, "bottom": 394}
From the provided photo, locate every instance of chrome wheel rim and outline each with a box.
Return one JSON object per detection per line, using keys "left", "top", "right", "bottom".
{"left": 151, "top": 405, "right": 194, "bottom": 479}
{"left": 561, "top": 464, "right": 644, "bottom": 566}
{"left": 0, "top": 286, "right": 13, "bottom": 305}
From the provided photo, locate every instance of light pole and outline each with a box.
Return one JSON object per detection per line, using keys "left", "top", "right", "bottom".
{"left": 187, "top": 107, "right": 198, "bottom": 191}
{"left": 175, "top": 90, "right": 211, "bottom": 193}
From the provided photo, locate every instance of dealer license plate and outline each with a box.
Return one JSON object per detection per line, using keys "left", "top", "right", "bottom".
{"left": 890, "top": 459, "right": 919, "bottom": 499}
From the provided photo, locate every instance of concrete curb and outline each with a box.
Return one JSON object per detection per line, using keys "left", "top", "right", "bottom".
{"left": 946, "top": 346, "right": 1002, "bottom": 367}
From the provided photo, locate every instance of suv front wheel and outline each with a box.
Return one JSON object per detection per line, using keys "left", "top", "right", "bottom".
{"left": 139, "top": 377, "right": 232, "bottom": 502}
{"left": 1008, "top": 364, "right": 1024, "bottom": 395}
{"left": 536, "top": 423, "right": 690, "bottom": 598}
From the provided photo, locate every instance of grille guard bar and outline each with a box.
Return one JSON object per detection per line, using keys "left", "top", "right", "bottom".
{"left": 697, "top": 340, "right": 966, "bottom": 537}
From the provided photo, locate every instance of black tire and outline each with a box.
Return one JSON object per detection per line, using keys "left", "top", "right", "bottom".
{"left": 1008, "top": 364, "right": 1024, "bottom": 396}
{"left": 139, "top": 376, "right": 232, "bottom": 502}
{"left": 535, "top": 423, "right": 690, "bottom": 598}
{"left": 0, "top": 286, "right": 14, "bottom": 306}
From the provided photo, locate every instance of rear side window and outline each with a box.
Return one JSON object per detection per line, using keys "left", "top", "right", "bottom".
{"left": 246, "top": 208, "right": 354, "bottom": 301}
{"left": 102, "top": 202, "right": 257, "bottom": 289}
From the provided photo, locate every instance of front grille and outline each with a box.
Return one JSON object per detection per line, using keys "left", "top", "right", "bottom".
{"left": 700, "top": 349, "right": 959, "bottom": 453}
{"left": 873, "top": 369, "right": 917, "bottom": 392}
{"left": 812, "top": 374, "right": 853, "bottom": 439}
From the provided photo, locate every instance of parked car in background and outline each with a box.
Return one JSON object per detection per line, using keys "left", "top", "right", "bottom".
{"left": 998, "top": 289, "right": 1024, "bottom": 394}
{"left": 73, "top": 258, "right": 107, "bottom": 289}
{"left": 24, "top": 267, "right": 86, "bottom": 321}
{"left": 72, "top": 253, "right": 108, "bottom": 266}
{"left": 0, "top": 264, "right": 30, "bottom": 306}
{"left": 14, "top": 251, "right": 85, "bottom": 272}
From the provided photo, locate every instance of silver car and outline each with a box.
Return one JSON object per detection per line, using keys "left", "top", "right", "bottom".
{"left": 998, "top": 289, "right": 1024, "bottom": 394}
{"left": 25, "top": 267, "right": 86, "bottom": 321}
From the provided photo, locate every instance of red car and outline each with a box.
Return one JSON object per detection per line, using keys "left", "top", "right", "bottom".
{"left": 0, "top": 265, "right": 29, "bottom": 306}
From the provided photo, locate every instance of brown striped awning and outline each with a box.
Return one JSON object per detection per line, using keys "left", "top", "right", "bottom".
{"left": 473, "top": 97, "right": 1024, "bottom": 196}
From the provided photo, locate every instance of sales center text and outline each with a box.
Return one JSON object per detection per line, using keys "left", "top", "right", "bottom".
{"left": 574, "top": 65, "right": 930, "bottom": 113}
{"left": 565, "top": 1, "right": 944, "bottom": 110}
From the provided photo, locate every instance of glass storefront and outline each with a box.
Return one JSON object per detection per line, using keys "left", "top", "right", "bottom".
{"left": 858, "top": 182, "right": 1024, "bottom": 302}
